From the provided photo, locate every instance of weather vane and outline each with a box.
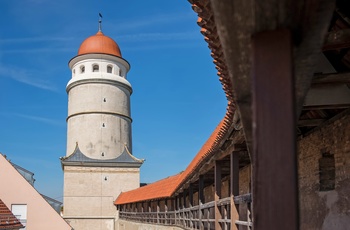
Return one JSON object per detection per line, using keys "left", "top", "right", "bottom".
{"left": 98, "top": 13, "right": 103, "bottom": 31}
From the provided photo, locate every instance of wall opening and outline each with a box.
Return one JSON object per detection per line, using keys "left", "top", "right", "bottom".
{"left": 107, "top": 65, "right": 113, "bottom": 73}
{"left": 319, "top": 152, "right": 335, "bottom": 191}
{"left": 93, "top": 64, "right": 99, "bottom": 72}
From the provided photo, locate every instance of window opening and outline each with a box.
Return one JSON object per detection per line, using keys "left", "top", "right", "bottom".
{"left": 107, "top": 65, "right": 113, "bottom": 73}
{"left": 319, "top": 152, "right": 335, "bottom": 191}
{"left": 93, "top": 64, "right": 99, "bottom": 72}
{"left": 80, "top": 65, "right": 85, "bottom": 73}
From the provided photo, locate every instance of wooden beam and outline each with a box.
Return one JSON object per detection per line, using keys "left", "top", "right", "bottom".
{"left": 293, "top": 0, "right": 335, "bottom": 118}
{"left": 298, "top": 119, "right": 326, "bottom": 127}
{"left": 252, "top": 29, "right": 299, "bottom": 230}
{"left": 215, "top": 161, "right": 222, "bottom": 230}
{"left": 303, "top": 84, "right": 350, "bottom": 109}
{"left": 209, "top": 0, "right": 255, "bottom": 157}
{"left": 312, "top": 72, "right": 350, "bottom": 84}
{"left": 230, "top": 152, "right": 239, "bottom": 230}
{"left": 322, "top": 29, "right": 350, "bottom": 51}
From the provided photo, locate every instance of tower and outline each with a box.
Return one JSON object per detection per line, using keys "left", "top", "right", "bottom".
{"left": 61, "top": 24, "right": 143, "bottom": 230}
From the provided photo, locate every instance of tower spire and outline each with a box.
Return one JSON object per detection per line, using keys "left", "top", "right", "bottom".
{"left": 98, "top": 13, "right": 103, "bottom": 32}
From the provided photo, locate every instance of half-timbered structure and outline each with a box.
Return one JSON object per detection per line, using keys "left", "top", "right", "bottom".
{"left": 115, "top": 0, "right": 350, "bottom": 229}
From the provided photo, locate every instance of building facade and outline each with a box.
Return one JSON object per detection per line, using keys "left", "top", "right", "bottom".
{"left": 61, "top": 27, "right": 143, "bottom": 230}
{"left": 0, "top": 154, "right": 72, "bottom": 230}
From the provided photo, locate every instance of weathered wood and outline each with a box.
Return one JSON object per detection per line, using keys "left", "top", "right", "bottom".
{"left": 312, "top": 72, "right": 350, "bottom": 84}
{"left": 209, "top": 0, "right": 255, "bottom": 157}
{"left": 189, "top": 183, "right": 194, "bottom": 207}
{"left": 198, "top": 175, "right": 204, "bottom": 229}
{"left": 252, "top": 29, "right": 298, "bottom": 230}
{"left": 233, "top": 194, "right": 252, "bottom": 205}
{"left": 230, "top": 152, "right": 239, "bottom": 230}
{"left": 323, "top": 29, "right": 350, "bottom": 51}
{"left": 298, "top": 119, "right": 326, "bottom": 127}
{"left": 293, "top": 0, "right": 335, "bottom": 118}
{"left": 235, "top": 220, "right": 253, "bottom": 227}
{"left": 303, "top": 84, "right": 350, "bottom": 108}
{"left": 157, "top": 200, "right": 160, "bottom": 224}
{"left": 215, "top": 161, "right": 223, "bottom": 230}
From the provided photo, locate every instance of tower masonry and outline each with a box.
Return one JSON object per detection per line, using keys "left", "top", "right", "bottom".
{"left": 61, "top": 27, "right": 143, "bottom": 230}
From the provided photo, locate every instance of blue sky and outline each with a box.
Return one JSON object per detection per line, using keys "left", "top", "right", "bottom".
{"left": 0, "top": 0, "right": 227, "bottom": 201}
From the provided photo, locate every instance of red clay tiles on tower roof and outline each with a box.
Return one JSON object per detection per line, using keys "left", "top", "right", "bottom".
{"left": 0, "top": 199, "right": 24, "bottom": 229}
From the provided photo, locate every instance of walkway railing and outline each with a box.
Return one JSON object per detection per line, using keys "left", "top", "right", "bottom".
{"left": 119, "top": 193, "right": 252, "bottom": 229}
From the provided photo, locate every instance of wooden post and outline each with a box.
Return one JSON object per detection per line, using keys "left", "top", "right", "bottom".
{"left": 198, "top": 175, "right": 204, "bottom": 229}
{"left": 230, "top": 152, "right": 239, "bottom": 230}
{"left": 182, "top": 190, "right": 186, "bottom": 227}
{"left": 215, "top": 160, "right": 223, "bottom": 230}
{"left": 157, "top": 200, "right": 160, "bottom": 224}
{"left": 189, "top": 184, "right": 194, "bottom": 228}
{"left": 252, "top": 29, "right": 299, "bottom": 230}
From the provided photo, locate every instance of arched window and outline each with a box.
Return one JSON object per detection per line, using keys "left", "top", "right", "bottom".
{"left": 107, "top": 65, "right": 113, "bottom": 73}
{"left": 93, "top": 64, "right": 99, "bottom": 72}
{"left": 80, "top": 65, "right": 85, "bottom": 73}
{"left": 73, "top": 69, "right": 76, "bottom": 76}
{"left": 119, "top": 69, "right": 122, "bottom": 76}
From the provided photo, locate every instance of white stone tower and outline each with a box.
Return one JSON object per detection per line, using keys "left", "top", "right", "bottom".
{"left": 61, "top": 24, "right": 143, "bottom": 230}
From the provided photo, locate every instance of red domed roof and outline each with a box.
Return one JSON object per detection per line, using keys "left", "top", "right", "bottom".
{"left": 78, "top": 31, "right": 122, "bottom": 57}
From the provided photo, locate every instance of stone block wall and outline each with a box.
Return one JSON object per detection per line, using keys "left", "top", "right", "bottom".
{"left": 298, "top": 112, "right": 350, "bottom": 230}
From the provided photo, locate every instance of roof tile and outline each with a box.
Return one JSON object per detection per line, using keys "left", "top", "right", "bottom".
{"left": 0, "top": 199, "right": 24, "bottom": 229}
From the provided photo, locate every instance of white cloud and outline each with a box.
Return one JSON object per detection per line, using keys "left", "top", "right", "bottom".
{"left": 0, "top": 65, "right": 58, "bottom": 92}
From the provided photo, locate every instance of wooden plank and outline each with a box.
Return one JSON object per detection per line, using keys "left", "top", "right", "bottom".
{"left": 252, "top": 29, "right": 299, "bottom": 229}
{"left": 230, "top": 152, "right": 239, "bottom": 230}
{"left": 215, "top": 161, "right": 223, "bottom": 230}
{"left": 235, "top": 220, "right": 253, "bottom": 227}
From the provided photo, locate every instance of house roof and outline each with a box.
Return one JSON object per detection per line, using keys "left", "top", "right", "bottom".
{"left": 0, "top": 199, "right": 24, "bottom": 229}
{"left": 115, "top": 173, "right": 182, "bottom": 205}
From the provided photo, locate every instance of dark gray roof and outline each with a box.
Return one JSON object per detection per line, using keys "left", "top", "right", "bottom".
{"left": 61, "top": 144, "right": 144, "bottom": 168}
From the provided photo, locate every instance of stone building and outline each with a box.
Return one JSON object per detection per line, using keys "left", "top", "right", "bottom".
{"left": 61, "top": 24, "right": 143, "bottom": 230}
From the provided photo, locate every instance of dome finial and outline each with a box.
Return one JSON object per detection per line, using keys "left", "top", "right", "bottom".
{"left": 98, "top": 13, "right": 103, "bottom": 32}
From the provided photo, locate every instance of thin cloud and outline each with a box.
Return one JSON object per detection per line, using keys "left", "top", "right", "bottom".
{"left": 0, "top": 36, "right": 74, "bottom": 44}
{"left": 1, "top": 47, "right": 74, "bottom": 54}
{"left": 0, "top": 65, "right": 58, "bottom": 92}
{"left": 117, "top": 32, "right": 198, "bottom": 42}
{"left": 11, "top": 113, "right": 64, "bottom": 126}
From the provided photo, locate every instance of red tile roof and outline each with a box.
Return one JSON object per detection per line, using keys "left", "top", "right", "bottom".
{"left": 78, "top": 31, "right": 122, "bottom": 57}
{"left": 0, "top": 199, "right": 24, "bottom": 229}
{"left": 115, "top": 119, "right": 227, "bottom": 205}
{"left": 115, "top": 173, "right": 182, "bottom": 205}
